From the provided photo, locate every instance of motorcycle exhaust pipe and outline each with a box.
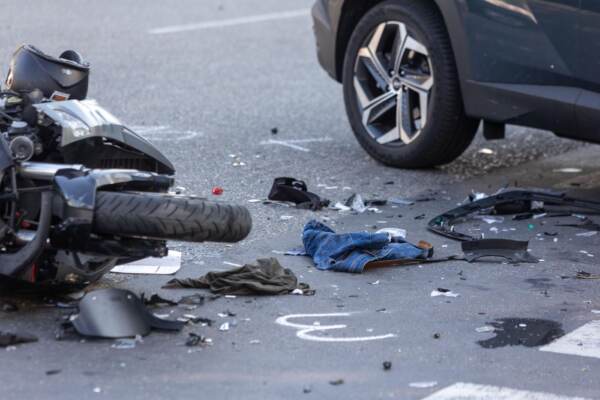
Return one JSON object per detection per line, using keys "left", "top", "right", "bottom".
{"left": 17, "top": 162, "right": 85, "bottom": 181}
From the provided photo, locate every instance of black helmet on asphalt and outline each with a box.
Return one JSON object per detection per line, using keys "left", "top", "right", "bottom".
{"left": 5, "top": 45, "right": 90, "bottom": 100}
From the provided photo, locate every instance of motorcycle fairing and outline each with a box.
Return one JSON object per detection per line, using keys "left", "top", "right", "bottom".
{"left": 34, "top": 100, "right": 175, "bottom": 174}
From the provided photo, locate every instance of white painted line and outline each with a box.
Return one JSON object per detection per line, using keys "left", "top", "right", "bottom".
{"left": 111, "top": 251, "right": 181, "bottom": 275}
{"left": 276, "top": 313, "right": 396, "bottom": 343}
{"left": 260, "top": 137, "right": 333, "bottom": 152}
{"left": 261, "top": 139, "right": 310, "bottom": 152}
{"left": 149, "top": 9, "right": 310, "bottom": 34}
{"left": 130, "top": 125, "right": 202, "bottom": 142}
{"left": 423, "top": 382, "right": 592, "bottom": 400}
{"left": 540, "top": 320, "right": 600, "bottom": 359}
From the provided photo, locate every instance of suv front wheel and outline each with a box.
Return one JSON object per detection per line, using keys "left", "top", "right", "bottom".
{"left": 342, "top": 0, "right": 479, "bottom": 168}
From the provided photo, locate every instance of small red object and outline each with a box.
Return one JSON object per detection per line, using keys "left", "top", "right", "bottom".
{"left": 212, "top": 186, "right": 224, "bottom": 195}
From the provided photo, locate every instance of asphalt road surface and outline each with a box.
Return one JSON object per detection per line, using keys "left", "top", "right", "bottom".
{"left": 1, "top": 1, "right": 599, "bottom": 399}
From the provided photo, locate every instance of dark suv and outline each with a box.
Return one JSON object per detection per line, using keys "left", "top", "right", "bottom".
{"left": 312, "top": 0, "right": 599, "bottom": 168}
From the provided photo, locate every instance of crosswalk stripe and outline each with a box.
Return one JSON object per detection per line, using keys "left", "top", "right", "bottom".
{"left": 422, "top": 382, "right": 592, "bottom": 400}
{"left": 540, "top": 320, "right": 600, "bottom": 359}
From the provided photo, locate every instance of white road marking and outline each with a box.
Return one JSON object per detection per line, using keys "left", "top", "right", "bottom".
{"left": 423, "top": 382, "right": 592, "bottom": 400}
{"left": 149, "top": 9, "right": 310, "bottom": 35}
{"left": 260, "top": 137, "right": 333, "bottom": 152}
{"left": 130, "top": 125, "right": 202, "bottom": 142}
{"left": 275, "top": 313, "right": 396, "bottom": 343}
{"left": 540, "top": 320, "right": 600, "bottom": 359}
{"left": 111, "top": 251, "right": 181, "bottom": 275}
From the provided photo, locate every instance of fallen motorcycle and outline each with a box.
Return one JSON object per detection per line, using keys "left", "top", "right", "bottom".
{"left": 0, "top": 45, "right": 252, "bottom": 286}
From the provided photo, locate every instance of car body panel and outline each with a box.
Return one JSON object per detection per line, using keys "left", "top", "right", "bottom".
{"left": 312, "top": 0, "right": 600, "bottom": 142}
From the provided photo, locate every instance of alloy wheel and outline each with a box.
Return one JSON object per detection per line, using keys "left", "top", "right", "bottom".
{"left": 353, "top": 22, "right": 433, "bottom": 145}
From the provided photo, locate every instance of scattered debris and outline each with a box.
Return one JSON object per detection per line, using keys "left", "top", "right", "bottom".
{"left": 433, "top": 333, "right": 441, "bottom": 339}
{"left": 431, "top": 288, "right": 460, "bottom": 298}
{"left": 111, "top": 251, "right": 182, "bottom": 275}
{"left": 429, "top": 188, "right": 600, "bottom": 241}
{"left": 576, "top": 271, "right": 600, "bottom": 280}
{"left": 0, "top": 331, "right": 37, "bottom": 347}
{"left": 186, "top": 333, "right": 212, "bottom": 347}
{"left": 462, "top": 239, "right": 539, "bottom": 264}
{"left": 143, "top": 294, "right": 179, "bottom": 307}
{"left": 389, "top": 197, "right": 415, "bottom": 206}
{"left": 164, "top": 258, "right": 312, "bottom": 295}
{"left": 178, "top": 294, "right": 206, "bottom": 305}
{"left": 71, "top": 289, "right": 184, "bottom": 339}
{"left": 45, "top": 369, "right": 61, "bottom": 376}
{"left": 271, "top": 127, "right": 278, "bottom": 134}
{"left": 477, "top": 318, "right": 563, "bottom": 348}
{"left": 345, "top": 193, "right": 367, "bottom": 213}
{"left": 478, "top": 148, "right": 495, "bottom": 155}
{"left": 382, "top": 361, "right": 392, "bottom": 370}
{"left": 111, "top": 335, "right": 143, "bottom": 350}
{"left": 212, "top": 186, "right": 224, "bottom": 195}
{"left": 268, "top": 177, "right": 330, "bottom": 211}
{"left": 475, "top": 325, "right": 495, "bottom": 333}
{"left": 280, "top": 215, "right": 294, "bottom": 221}
{"left": 219, "top": 322, "right": 230, "bottom": 331}
{"left": 329, "top": 379, "right": 344, "bottom": 386}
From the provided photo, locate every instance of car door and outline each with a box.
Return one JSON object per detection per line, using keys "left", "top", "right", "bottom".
{"left": 575, "top": 0, "right": 600, "bottom": 140}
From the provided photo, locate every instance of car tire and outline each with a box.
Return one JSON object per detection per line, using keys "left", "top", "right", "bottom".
{"left": 342, "top": 0, "right": 479, "bottom": 168}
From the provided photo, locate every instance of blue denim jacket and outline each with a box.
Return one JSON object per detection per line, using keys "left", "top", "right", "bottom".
{"left": 302, "top": 220, "right": 429, "bottom": 273}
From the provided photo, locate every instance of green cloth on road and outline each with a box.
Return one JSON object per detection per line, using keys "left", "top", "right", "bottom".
{"left": 163, "top": 258, "right": 312, "bottom": 295}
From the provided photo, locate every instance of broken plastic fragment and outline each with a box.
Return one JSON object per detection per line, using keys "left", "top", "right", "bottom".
{"left": 219, "top": 322, "right": 230, "bottom": 331}
{"left": 212, "top": 187, "right": 224, "bottom": 195}
{"left": 345, "top": 193, "right": 367, "bottom": 213}
{"left": 462, "top": 239, "right": 539, "bottom": 264}
{"left": 111, "top": 251, "right": 182, "bottom": 275}
{"left": 71, "top": 289, "right": 184, "bottom": 339}
{"left": 431, "top": 289, "right": 459, "bottom": 298}
{"left": 389, "top": 197, "right": 415, "bottom": 206}
{"left": 475, "top": 325, "right": 495, "bottom": 333}
{"left": 111, "top": 335, "right": 143, "bottom": 350}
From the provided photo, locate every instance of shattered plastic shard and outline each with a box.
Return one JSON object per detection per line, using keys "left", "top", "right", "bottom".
{"left": 71, "top": 289, "right": 184, "bottom": 339}
{"left": 431, "top": 289, "right": 460, "bottom": 298}
{"left": 475, "top": 326, "right": 495, "bottom": 333}
{"left": 219, "top": 322, "right": 230, "bottom": 331}
{"left": 462, "top": 239, "right": 539, "bottom": 264}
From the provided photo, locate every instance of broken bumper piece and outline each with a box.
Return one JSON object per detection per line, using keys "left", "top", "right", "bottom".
{"left": 462, "top": 239, "right": 539, "bottom": 264}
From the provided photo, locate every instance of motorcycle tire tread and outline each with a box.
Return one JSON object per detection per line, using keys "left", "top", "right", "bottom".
{"left": 93, "top": 191, "right": 252, "bottom": 243}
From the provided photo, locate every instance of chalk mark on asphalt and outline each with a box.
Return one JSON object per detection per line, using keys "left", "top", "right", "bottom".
{"left": 260, "top": 137, "right": 333, "bottom": 152}
{"left": 149, "top": 9, "right": 310, "bottom": 34}
{"left": 275, "top": 313, "right": 396, "bottom": 343}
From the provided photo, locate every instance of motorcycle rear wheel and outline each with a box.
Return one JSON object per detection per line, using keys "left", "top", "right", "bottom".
{"left": 93, "top": 192, "right": 252, "bottom": 243}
